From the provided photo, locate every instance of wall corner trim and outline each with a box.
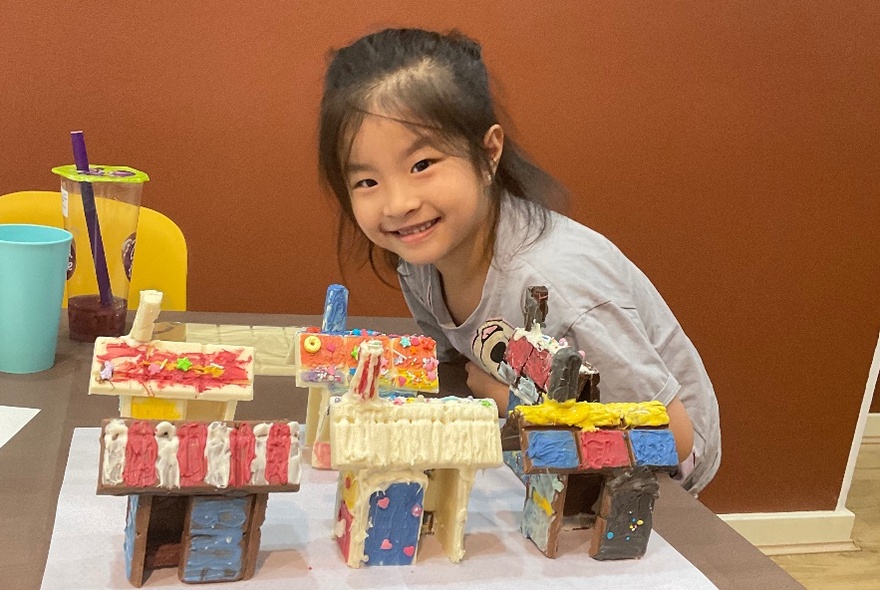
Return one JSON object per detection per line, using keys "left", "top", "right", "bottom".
{"left": 719, "top": 509, "right": 857, "bottom": 555}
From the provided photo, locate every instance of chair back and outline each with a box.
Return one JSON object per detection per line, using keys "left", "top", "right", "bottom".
{"left": 0, "top": 190, "right": 187, "bottom": 310}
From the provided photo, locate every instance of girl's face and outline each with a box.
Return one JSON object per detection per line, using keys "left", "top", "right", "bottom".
{"left": 346, "top": 113, "right": 501, "bottom": 278}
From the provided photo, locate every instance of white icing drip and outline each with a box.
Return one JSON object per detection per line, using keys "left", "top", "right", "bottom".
{"left": 204, "top": 421, "right": 231, "bottom": 488}
{"left": 288, "top": 421, "right": 302, "bottom": 485}
{"left": 154, "top": 421, "right": 180, "bottom": 489}
{"left": 250, "top": 422, "right": 271, "bottom": 485}
{"left": 512, "top": 323, "right": 566, "bottom": 355}
{"left": 102, "top": 419, "right": 128, "bottom": 485}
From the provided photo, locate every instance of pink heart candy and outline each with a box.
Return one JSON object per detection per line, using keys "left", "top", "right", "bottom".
{"left": 380, "top": 539, "right": 393, "bottom": 550}
{"left": 397, "top": 376, "right": 407, "bottom": 387}
{"left": 403, "top": 545, "right": 415, "bottom": 557}
{"left": 377, "top": 497, "right": 390, "bottom": 509}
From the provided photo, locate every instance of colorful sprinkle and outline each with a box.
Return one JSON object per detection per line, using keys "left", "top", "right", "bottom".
{"left": 175, "top": 357, "right": 193, "bottom": 371}
{"left": 99, "top": 361, "right": 114, "bottom": 380}
{"left": 399, "top": 336, "right": 411, "bottom": 347}
{"left": 377, "top": 497, "right": 390, "bottom": 509}
{"left": 380, "top": 539, "right": 393, "bottom": 550}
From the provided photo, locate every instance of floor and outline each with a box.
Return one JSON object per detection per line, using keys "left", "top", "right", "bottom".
{"left": 771, "top": 442, "right": 879, "bottom": 589}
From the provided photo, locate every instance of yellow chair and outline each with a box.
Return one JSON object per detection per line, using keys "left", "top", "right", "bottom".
{"left": 0, "top": 190, "right": 187, "bottom": 310}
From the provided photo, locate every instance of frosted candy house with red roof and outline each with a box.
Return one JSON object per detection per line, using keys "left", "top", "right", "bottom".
{"left": 88, "top": 290, "right": 254, "bottom": 422}
{"left": 290, "top": 285, "right": 441, "bottom": 468}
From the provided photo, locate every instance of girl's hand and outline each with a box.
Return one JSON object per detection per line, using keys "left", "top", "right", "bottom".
{"left": 465, "top": 362, "right": 509, "bottom": 417}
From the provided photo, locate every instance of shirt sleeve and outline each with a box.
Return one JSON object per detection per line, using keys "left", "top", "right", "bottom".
{"left": 567, "top": 301, "right": 681, "bottom": 406}
{"left": 398, "top": 273, "right": 458, "bottom": 362}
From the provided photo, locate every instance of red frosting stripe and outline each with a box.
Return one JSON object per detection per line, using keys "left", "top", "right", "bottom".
{"left": 265, "top": 423, "right": 291, "bottom": 485}
{"left": 230, "top": 423, "right": 256, "bottom": 486}
{"left": 123, "top": 421, "right": 158, "bottom": 487}
{"left": 177, "top": 422, "right": 208, "bottom": 486}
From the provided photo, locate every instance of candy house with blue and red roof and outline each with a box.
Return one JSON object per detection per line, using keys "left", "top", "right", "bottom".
{"left": 500, "top": 286, "right": 679, "bottom": 560}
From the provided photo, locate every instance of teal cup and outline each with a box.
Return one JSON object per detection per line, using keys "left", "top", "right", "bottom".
{"left": 0, "top": 224, "right": 73, "bottom": 373}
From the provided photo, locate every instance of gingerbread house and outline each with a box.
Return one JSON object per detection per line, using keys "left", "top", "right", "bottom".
{"left": 499, "top": 286, "right": 679, "bottom": 560}
{"left": 88, "top": 290, "right": 255, "bottom": 421}
{"left": 513, "top": 400, "right": 677, "bottom": 559}
{"left": 290, "top": 284, "right": 440, "bottom": 468}
{"left": 328, "top": 340, "right": 502, "bottom": 567}
{"left": 97, "top": 417, "right": 302, "bottom": 585}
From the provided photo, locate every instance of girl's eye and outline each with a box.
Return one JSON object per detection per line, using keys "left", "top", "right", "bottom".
{"left": 411, "top": 159, "right": 433, "bottom": 173}
{"left": 352, "top": 178, "right": 377, "bottom": 189}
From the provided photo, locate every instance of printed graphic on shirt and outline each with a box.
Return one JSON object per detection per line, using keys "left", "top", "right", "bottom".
{"left": 471, "top": 318, "right": 515, "bottom": 381}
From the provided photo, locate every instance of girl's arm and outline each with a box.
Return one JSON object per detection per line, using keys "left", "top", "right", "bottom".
{"left": 666, "top": 396, "right": 695, "bottom": 462}
{"left": 465, "top": 361, "right": 510, "bottom": 417}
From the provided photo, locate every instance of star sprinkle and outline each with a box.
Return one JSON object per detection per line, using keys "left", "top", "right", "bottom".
{"left": 176, "top": 357, "right": 193, "bottom": 371}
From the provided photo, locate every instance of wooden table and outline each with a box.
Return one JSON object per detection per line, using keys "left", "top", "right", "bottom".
{"left": 0, "top": 312, "right": 804, "bottom": 589}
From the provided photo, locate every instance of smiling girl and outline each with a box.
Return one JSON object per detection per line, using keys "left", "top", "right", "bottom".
{"left": 317, "top": 28, "right": 720, "bottom": 493}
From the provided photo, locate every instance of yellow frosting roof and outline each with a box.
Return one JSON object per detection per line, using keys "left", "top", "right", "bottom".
{"left": 516, "top": 399, "right": 670, "bottom": 430}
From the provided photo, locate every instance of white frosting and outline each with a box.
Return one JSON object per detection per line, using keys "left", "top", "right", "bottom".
{"left": 102, "top": 419, "right": 128, "bottom": 485}
{"left": 330, "top": 396, "right": 502, "bottom": 470}
{"left": 510, "top": 323, "right": 565, "bottom": 355}
{"left": 288, "top": 422, "right": 302, "bottom": 485}
{"left": 250, "top": 422, "right": 271, "bottom": 485}
{"left": 204, "top": 421, "right": 231, "bottom": 488}
{"left": 154, "top": 421, "right": 180, "bottom": 489}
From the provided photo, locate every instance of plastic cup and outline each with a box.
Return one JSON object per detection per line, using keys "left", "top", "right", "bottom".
{"left": 51, "top": 165, "right": 149, "bottom": 342}
{"left": 0, "top": 224, "right": 73, "bottom": 373}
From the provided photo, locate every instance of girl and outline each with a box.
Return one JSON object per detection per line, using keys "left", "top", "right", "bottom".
{"left": 318, "top": 28, "right": 720, "bottom": 493}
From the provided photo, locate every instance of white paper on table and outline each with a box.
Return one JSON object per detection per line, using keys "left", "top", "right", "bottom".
{"left": 0, "top": 405, "right": 39, "bottom": 449}
{"left": 42, "top": 428, "right": 718, "bottom": 590}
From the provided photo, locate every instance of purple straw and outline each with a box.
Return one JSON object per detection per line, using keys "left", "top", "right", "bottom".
{"left": 71, "top": 131, "right": 113, "bottom": 307}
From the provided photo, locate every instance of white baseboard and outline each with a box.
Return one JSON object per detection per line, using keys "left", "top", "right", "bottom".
{"left": 864, "top": 413, "right": 880, "bottom": 444}
{"left": 719, "top": 508, "right": 857, "bottom": 555}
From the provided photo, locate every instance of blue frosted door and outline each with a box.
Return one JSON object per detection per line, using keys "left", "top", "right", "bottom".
{"left": 181, "top": 496, "right": 250, "bottom": 583}
{"left": 364, "top": 483, "right": 424, "bottom": 566}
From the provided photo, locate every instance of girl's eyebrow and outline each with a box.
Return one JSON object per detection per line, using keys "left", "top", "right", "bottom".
{"left": 347, "top": 135, "right": 435, "bottom": 174}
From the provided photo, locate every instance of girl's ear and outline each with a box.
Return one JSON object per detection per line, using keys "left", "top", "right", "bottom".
{"left": 482, "top": 124, "right": 504, "bottom": 172}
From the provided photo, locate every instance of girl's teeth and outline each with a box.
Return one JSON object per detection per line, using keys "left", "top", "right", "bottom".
{"left": 399, "top": 220, "right": 434, "bottom": 235}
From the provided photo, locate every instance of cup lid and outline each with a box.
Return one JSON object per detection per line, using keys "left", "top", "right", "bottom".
{"left": 51, "top": 165, "right": 149, "bottom": 183}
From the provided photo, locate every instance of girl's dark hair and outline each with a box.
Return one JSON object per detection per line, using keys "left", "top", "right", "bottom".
{"left": 318, "top": 28, "right": 569, "bottom": 283}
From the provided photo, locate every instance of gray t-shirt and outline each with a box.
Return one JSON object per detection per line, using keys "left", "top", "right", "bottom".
{"left": 399, "top": 195, "right": 721, "bottom": 493}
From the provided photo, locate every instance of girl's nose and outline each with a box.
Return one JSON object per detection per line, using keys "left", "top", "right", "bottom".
{"left": 382, "top": 182, "right": 419, "bottom": 217}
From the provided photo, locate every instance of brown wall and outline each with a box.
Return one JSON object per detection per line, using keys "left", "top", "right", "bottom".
{"left": 2, "top": 2, "right": 878, "bottom": 513}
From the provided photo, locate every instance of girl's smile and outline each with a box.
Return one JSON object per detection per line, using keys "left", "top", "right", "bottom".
{"left": 385, "top": 217, "right": 440, "bottom": 241}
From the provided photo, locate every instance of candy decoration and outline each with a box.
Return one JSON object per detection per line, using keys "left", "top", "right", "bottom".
{"left": 349, "top": 340, "right": 383, "bottom": 401}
